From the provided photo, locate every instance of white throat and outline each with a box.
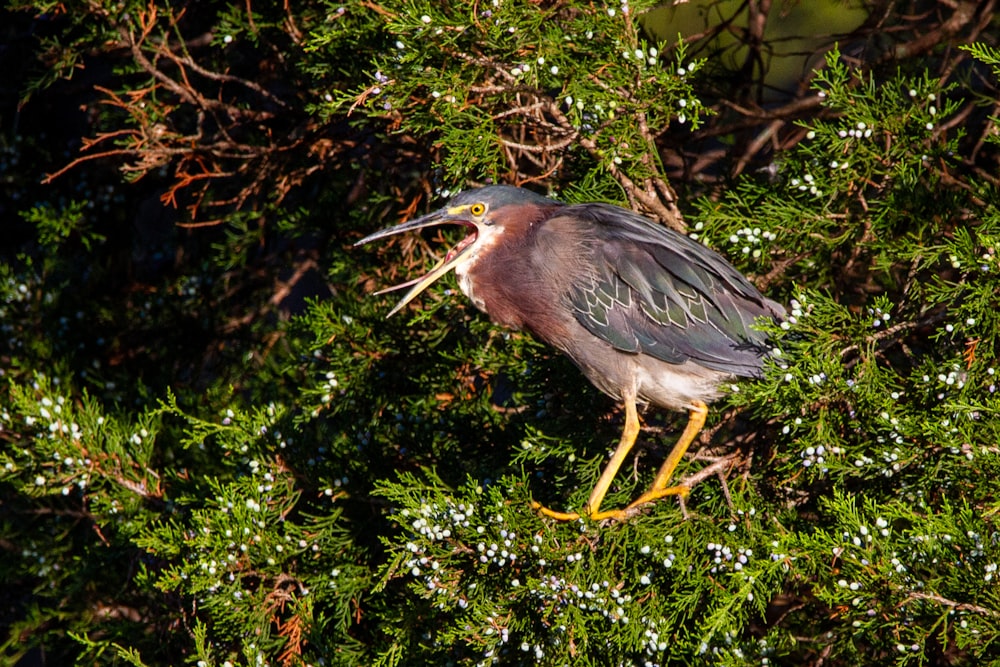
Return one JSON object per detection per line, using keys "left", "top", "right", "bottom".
{"left": 454, "top": 223, "right": 506, "bottom": 312}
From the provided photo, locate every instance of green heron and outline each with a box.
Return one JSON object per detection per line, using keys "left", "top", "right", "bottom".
{"left": 357, "top": 185, "right": 783, "bottom": 521}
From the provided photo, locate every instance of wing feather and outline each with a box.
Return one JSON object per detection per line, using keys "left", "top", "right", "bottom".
{"left": 560, "top": 204, "right": 784, "bottom": 377}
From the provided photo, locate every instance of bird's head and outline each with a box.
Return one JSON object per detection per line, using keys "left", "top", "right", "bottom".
{"left": 355, "top": 185, "right": 556, "bottom": 316}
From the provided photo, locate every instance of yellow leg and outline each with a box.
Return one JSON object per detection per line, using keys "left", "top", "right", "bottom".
{"left": 623, "top": 400, "right": 707, "bottom": 512}
{"left": 532, "top": 389, "right": 641, "bottom": 521}
{"left": 531, "top": 398, "right": 709, "bottom": 522}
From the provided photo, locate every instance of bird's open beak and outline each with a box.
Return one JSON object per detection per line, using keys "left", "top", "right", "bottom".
{"left": 355, "top": 208, "right": 478, "bottom": 317}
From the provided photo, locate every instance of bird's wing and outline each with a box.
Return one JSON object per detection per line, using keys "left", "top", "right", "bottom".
{"left": 563, "top": 204, "right": 784, "bottom": 377}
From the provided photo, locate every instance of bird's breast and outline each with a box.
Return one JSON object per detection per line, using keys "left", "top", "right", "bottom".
{"left": 455, "top": 247, "right": 576, "bottom": 345}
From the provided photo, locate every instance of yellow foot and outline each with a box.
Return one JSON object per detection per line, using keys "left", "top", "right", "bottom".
{"left": 530, "top": 500, "right": 582, "bottom": 521}
{"left": 530, "top": 501, "right": 626, "bottom": 522}
{"left": 623, "top": 484, "right": 690, "bottom": 514}
{"left": 531, "top": 484, "right": 690, "bottom": 522}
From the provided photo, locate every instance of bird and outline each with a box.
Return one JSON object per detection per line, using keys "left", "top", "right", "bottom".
{"left": 356, "top": 185, "right": 784, "bottom": 521}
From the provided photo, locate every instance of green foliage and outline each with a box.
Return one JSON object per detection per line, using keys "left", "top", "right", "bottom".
{"left": 20, "top": 202, "right": 106, "bottom": 252}
{"left": 3, "top": 2, "right": 1000, "bottom": 666}
{"left": 314, "top": 0, "right": 706, "bottom": 198}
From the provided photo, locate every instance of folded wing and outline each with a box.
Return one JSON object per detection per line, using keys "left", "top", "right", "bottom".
{"left": 563, "top": 204, "right": 784, "bottom": 378}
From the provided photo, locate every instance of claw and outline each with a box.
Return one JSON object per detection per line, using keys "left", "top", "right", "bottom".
{"left": 532, "top": 484, "right": 690, "bottom": 523}
{"left": 530, "top": 500, "right": 582, "bottom": 521}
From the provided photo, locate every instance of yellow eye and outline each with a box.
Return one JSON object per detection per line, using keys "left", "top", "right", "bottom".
{"left": 469, "top": 203, "right": 486, "bottom": 216}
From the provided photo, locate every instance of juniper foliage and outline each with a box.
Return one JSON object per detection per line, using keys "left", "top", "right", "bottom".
{"left": 2, "top": 1, "right": 999, "bottom": 666}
